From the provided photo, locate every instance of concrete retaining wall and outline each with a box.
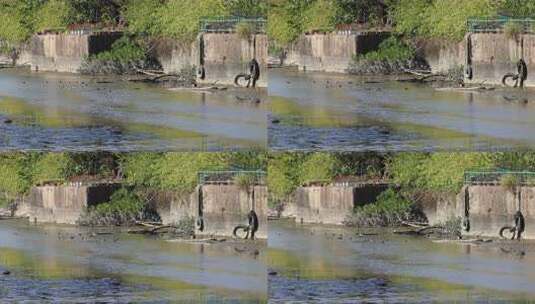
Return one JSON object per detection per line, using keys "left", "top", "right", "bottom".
{"left": 16, "top": 183, "right": 121, "bottom": 224}
{"left": 155, "top": 185, "right": 268, "bottom": 239}
{"left": 423, "top": 33, "right": 535, "bottom": 87}
{"left": 466, "top": 33, "right": 522, "bottom": 86}
{"left": 25, "top": 32, "right": 267, "bottom": 86}
{"left": 423, "top": 185, "right": 535, "bottom": 239}
{"left": 419, "top": 39, "right": 465, "bottom": 73}
{"left": 285, "top": 32, "right": 390, "bottom": 73}
{"left": 29, "top": 32, "right": 122, "bottom": 73}
{"left": 17, "top": 183, "right": 267, "bottom": 239}
{"left": 281, "top": 183, "right": 390, "bottom": 225}
{"left": 153, "top": 33, "right": 268, "bottom": 87}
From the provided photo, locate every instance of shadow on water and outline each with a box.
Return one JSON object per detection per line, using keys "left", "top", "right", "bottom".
{"left": 0, "top": 220, "right": 267, "bottom": 303}
{"left": 268, "top": 68, "right": 535, "bottom": 152}
{"left": 268, "top": 220, "right": 535, "bottom": 303}
{"left": 0, "top": 69, "right": 267, "bottom": 151}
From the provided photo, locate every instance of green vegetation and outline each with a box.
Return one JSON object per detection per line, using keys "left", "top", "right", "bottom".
{"left": 80, "top": 187, "right": 145, "bottom": 226}
{"left": 0, "top": 152, "right": 266, "bottom": 226}
{"left": 91, "top": 36, "right": 146, "bottom": 63}
{"left": 268, "top": 152, "right": 386, "bottom": 205}
{"left": 268, "top": 0, "right": 535, "bottom": 47}
{"left": 0, "top": 0, "right": 266, "bottom": 49}
{"left": 500, "top": 174, "right": 519, "bottom": 193}
{"left": 504, "top": 20, "right": 522, "bottom": 40}
{"left": 269, "top": 152, "right": 535, "bottom": 226}
{"left": 0, "top": 152, "right": 266, "bottom": 198}
{"left": 81, "top": 35, "right": 150, "bottom": 74}
{"left": 236, "top": 21, "right": 256, "bottom": 40}
{"left": 120, "top": 0, "right": 266, "bottom": 41}
{"left": 268, "top": 0, "right": 387, "bottom": 45}
{"left": 119, "top": 151, "right": 266, "bottom": 193}
{"left": 234, "top": 173, "right": 258, "bottom": 192}
{"left": 0, "top": 152, "right": 116, "bottom": 206}
{"left": 355, "top": 36, "right": 414, "bottom": 63}
{"left": 346, "top": 188, "right": 416, "bottom": 227}
{"left": 387, "top": 153, "right": 495, "bottom": 193}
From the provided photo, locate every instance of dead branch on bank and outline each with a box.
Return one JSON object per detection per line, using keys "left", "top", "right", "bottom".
{"left": 128, "top": 221, "right": 172, "bottom": 234}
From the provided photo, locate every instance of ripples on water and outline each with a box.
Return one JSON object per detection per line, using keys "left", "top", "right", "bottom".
{"left": 0, "top": 69, "right": 267, "bottom": 151}
{"left": 269, "top": 69, "right": 535, "bottom": 151}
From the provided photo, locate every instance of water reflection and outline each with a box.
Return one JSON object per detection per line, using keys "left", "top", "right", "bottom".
{"left": 268, "top": 220, "right": 535, "bottom": 302}
{"left": 0, "top": 220, "right": 267, "bottom": 303}
{"left": 0, "top": 69, "right": 267, "bottom": 151}
{"left": 269, "top": 69, "right": 533, "bottom": 151}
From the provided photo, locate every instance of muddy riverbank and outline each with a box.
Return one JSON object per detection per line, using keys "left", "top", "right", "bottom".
{"left": 269, "top": 68, "right": 535, "bottom": 151}
{"left": 0, "top": 219, "right": 267, "bottom": 303}
{"left": 0, "top": 68, "right": 267, "bottom": 151}
{"left": 268, "top": 220, "right": 535, "bottom": 303}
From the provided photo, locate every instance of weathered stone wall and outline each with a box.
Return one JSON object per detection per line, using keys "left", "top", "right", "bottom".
{"left": 423, "top": 185, "right": 535, "bottom": 239}
{"left": 153, "top": 33, "right": 268, "bottom": 87}
{"left": 419, "top": 39, "right": 465, "bottom": 73}
{"left": 429, "top": 33, "right": 535, "bottom": 87}
{"left": 197, "top": 184, "right": 267, "bottom": 239}
{"left": 466, "top": 33, "right": 522, "bottom": 86}
{"left": 155, "top": 184, "right": 268, "bottom": 239}
{"left": 285, "top": 32, "right": 390, "bottom": 73}
{"left": 281, "top": 183, "right": 390, "bottom": 225}
{"left": 152, "top": 39, "right": 198, "bottom": 75}
{"left": 28, "top": 32, "right": 122, "bottom": 73}
{"left": 16, "top": 183, "right": 121, "bottom": 224}
{"left": 204, "top": 33, "right": 267, "bottom": 87}
{"left": 19, "top": 183, "right": 267, "bottom": 239}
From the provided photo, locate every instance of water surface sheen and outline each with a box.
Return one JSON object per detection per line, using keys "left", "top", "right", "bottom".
{"left": 269, "top": 69, "right": 535, "bottom": 151}
{"left": 268, "top": 220, "right": 535, "bottom": 303}
{"left": 0, "top": 220, "right": 267, "bottom": 303}
{"left": 0, "top": 69, "right": 267, "bottom": 151}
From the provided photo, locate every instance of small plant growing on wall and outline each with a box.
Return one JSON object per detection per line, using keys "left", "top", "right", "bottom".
{"left": 234, "top": 173, "right": 257, "bottom": 193}
{"left": 504, "top": 21, "right": 522, "bottom": 41}
{"left": 236, "top": 21, "right": 255, "bottom": 40}
{"left": 500, "top": 174, "right": 519, "bottom": 193}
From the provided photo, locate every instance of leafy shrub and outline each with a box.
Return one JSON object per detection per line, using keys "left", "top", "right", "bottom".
{"left": 298, "top": 153, "right": 338, "bottom": 184}
{"left": 387, "top": 153, "right": 494, "bottom": 193}
{"left": 158, "top": 0, "right": 229, "bottom": 41}
{"left": 81, "top": 188, "right": 145, "bottom": 226}
{"left": 345, "top": 188, "right": 415, "bottom": 227}
{"left": 92, "top": 36, "right": 146, "bottom": 63}
{"left": 391, "top": 0, "right": 499, "bottom": 41}
{"left": 120, "top": 152, "right": 230, "bottom": 193}
{"left": 31, "top": 153, "right": 73, "bottom": 185}
{"left": 356, "top": 36, "right": 415, "bottom": 63}
{"left": 34, "top": 0, "right": 71, "bottom": 33}
{"left": 302, "top": 0, "right": 336, "bottom": 33}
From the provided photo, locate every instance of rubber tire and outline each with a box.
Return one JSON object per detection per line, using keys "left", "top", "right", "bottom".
{"left": 499, "top": 226, "right": 516, "bottom": 240}
{"left": 502, "top": 73, "right": 519, "bottom": 88}
{"left": 233, "top": 225, "right": 250, "bottom": 239}
{"left": 234, "top": 74, "right": 251, "bottom": 87}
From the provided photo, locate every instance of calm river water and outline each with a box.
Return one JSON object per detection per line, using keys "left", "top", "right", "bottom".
{"left": 0, "top": 68, "right": 267, "bottom": 152}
